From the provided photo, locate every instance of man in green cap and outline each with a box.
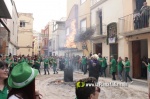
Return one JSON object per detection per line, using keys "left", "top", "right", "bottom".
{"left": 110, "top": 55, "right": 117, "bottom": 80}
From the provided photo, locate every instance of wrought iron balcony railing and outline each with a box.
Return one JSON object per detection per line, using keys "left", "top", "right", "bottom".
{"left": 118, "top": 10, "right": 150, "bottom": 35}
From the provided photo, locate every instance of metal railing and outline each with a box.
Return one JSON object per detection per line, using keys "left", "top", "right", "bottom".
{"left": 119, "top": 10, "right": 150, "bottom": 33}
{"left": 92, "top": 24, "right": 107, "bottom": 36}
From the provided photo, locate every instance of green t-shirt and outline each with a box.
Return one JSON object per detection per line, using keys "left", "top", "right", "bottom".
{"left": 52, "top": 59, "right": 57, "bottom": 67}
{"left": 81, "top": 57, "right": 87, "bottom": 65}
{"left": 148, "top": 63, "right": 150, "bottom": 72}
{"left": 35, "top": 59, "right": 40, "bottom": 67}
{"left": 111, "top": 59, "right": 116, "bottom": 73}
{"left": 102, "top": 58, "right": 107, "bottom": 67}
{"left": 118, "top": 61, "right": 123, "bottom": 71}
{"left": 0, "top": 86, "right": 8, "bottom": 99}
{"left": 44, "top": 59, "right": 49, "bottom": 67}
{"left": 98, "top": 58, "right": 103, "bottom": 65}
{"left": 28, "top": 60, "right": 33, "bottom": 66}
{"left": 125, "top": 60, "right": 130, "bottom": 72}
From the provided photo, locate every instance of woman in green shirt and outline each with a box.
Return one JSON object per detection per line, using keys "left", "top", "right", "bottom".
{"left": 0, "top": 61, "right": 9, "bottom": 99}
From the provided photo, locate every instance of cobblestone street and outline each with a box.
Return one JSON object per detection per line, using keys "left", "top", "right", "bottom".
{"left": 35, "top": 69, "right": 148, "bottom": 99}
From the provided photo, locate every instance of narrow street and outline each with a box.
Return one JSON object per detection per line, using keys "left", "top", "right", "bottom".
{"left": 35, "top": 69, "right": 148, "bottom": 99}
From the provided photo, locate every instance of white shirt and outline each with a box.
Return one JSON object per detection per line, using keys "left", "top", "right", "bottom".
{"left": 8, "top": 95, "right": 19, "bottom": 99}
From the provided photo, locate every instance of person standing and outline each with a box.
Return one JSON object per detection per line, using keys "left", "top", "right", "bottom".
{"left": 52, "top": 58, "right": 58, "bottom": 74}
{"left": 110, "top": 55, "right": 117, "bottom": 80}
{"left": 117, "top": 57, "right": 124, "bottom": 81}
{"left": 81, "top": 56, "right": 87, "bottom": 74}
{"left": 142, "top": 58, "right": 150, "bottom": 77}
{"left": 0, "top": 62, "right": 9, "bottom": 99}
{"left": 89, "top": 54, "right": 100, "bottom": 81}
{"left": 140, "top": 2, "right": 150, "bottom": 28}
{"left": 124, "top": 57, "right": 133, "bottom": 83}
{"left": 101, "top": 57, "right": 107, "bottom": 77}
{"left": 43, "top": 56, "right": 50, "bottom": 75}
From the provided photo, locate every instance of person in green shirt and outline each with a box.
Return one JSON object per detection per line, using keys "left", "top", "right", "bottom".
{"left": 124, "top": 57, "right": 133, "bottom": 83}
{"left": 81, "top": 56, "right": 87, "bottom": 74}
{"left": 0, "top": 61, "right": 9, "bottom": 99}
{"left": 33, "top": 57, "right": 41, "bottom": 75}
{"left": 52, "top": 58, "right": 58, "bottom": 74}
{"left": 98, "top": 55, "right": 103, "bottom": 77}
{"left": 110, "top": 55, "right": 117, "bottom": 80}
{"left": 117, "top": 57, "right": 124, "bottom": 81}
{"left": 44, "top": 56, "right": 50, "bottom": 75}
{"left": 142, "top": 58, "right": 150, "bottom": 75}
{"left": 101, "top": 57, "right": 107, "bottom": 77}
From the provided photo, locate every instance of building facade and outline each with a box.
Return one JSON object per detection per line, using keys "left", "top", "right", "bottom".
{"left": 66, "top": 0, "right": 91, "bottom": 57}
{"left": 7, "top": 0, "right": 18, "bottom": 55}
{"left": 0, "top": 0, "right": 12, "bottom": 55}
{"left": 17, "top": 13, "right": 34, "bottom": 56}
{"left": 41, "top": 25, "right": 49, "bottom": 56}
{"left": 51, "top": 21, "right": 66, "bottom": 56}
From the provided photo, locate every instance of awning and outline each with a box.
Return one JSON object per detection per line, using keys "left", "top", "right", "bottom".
{"left": 0, "top": 0, "right": 11, "bottom": 19}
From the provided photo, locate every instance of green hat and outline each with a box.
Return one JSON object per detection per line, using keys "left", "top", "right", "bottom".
{"left": 8, "top": 62, "right": 38, "bottom": 88}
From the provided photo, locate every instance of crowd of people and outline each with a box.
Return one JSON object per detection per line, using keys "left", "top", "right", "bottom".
{"left": 0, "top": 52, "right": 150, "bottom": 99}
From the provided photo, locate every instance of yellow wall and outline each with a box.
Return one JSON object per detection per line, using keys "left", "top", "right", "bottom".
{"left": 78, "top": 0, "right": 91, "bottom": 56}
{"left": 17, "top": 13, "right": 33, "bottom": 56}
{"left": 122, "top": 0, "right": 134, "bottom": 16}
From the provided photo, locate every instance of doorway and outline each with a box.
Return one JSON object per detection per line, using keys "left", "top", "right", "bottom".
{"left": 95, "top": 43, "right": 102, "bottom": 54}
{"left": 110, "top": 44, "right": 118, "bottom": 61}
{"left": 132, "top": 40, "right": 148, "bottom": 79}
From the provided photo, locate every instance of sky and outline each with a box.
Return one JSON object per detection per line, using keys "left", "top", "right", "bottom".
{"left": 14, "top": 0, "right": 67, "bottom": 32}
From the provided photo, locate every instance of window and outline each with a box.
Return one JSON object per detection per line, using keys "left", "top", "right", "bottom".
{"left": 20, "top": 20, "right": 25, "bottom": 27}
{"left": 99, "top": 11, "right": 103, "bottom": 34}
{"left": 80, "top": 19, "right": 86, "bottom": 32}
{"left": 81, "top": 0, "right": 86, "bottom": 4}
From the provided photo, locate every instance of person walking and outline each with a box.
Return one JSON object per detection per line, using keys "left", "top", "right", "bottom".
{"left": 43, "top": 56, "right": 50, "bottom": 75}
{"left": 110, "top": 55, "right": 117, "bottom": 80}
{"left": 117, "top": 57, "right": 124, "bottom": 81}
{"left": 52, "top": 58, "right": 58, "bottom": 74}
{"left": 101, "top": 57, "right": 107, "bottom": 77}
{"left": 124, "top": 57, "right": 133, "bottom": 83}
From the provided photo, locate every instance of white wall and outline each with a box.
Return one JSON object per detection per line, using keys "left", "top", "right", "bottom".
{"left": 91, "top": 0, "right": 124, "bottom": 61}
{"left": 91, "top": 0, "right": 123, "bottom": 29}
{"left": 7, "top": 1, "right": 18, "bottom": 55}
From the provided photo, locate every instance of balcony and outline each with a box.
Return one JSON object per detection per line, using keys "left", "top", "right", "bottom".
{"left": 90, "top": 24, "right": 107, "bottom": 40}
{"left": 118, "top": 11, "right": 150, "bottom": 36}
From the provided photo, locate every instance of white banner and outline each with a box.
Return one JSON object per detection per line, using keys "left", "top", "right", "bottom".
{"left": 108, "top": 37, "right": 116, "bottom": 43}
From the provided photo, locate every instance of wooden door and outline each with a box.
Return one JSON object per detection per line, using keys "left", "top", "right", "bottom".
{"left": 132, "top": 41, "right": 141, "bottom": 78}
{"left": 95, "top": 43, "right": 102, "bottom": 54}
